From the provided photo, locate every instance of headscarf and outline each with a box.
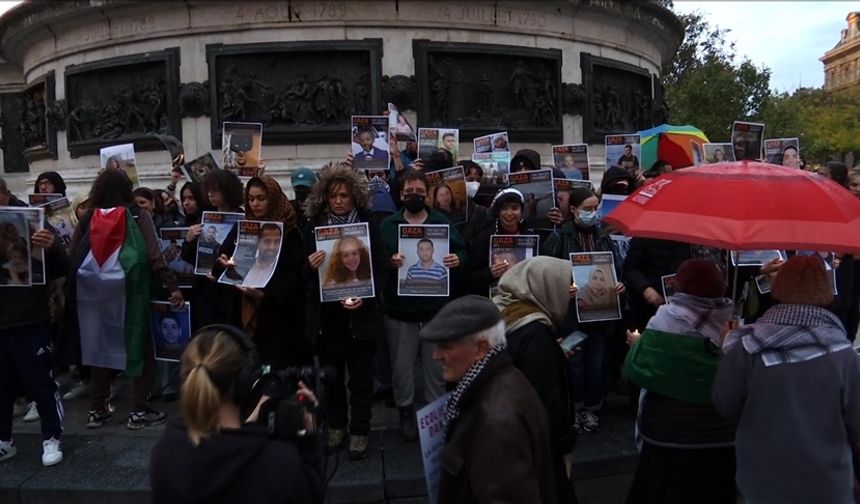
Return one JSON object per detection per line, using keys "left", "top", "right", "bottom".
{"left": 492, "top": 256, "right": 571, "bottom": 334}
{"left": 245, "top": 175, "right": 297, "bottom": 232}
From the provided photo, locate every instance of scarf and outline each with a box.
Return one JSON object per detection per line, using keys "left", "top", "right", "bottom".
{"left": 444, "top": 343, "right": 507, "bottom": 439}
{"left": 491, "top": 256, "right": 571, "bottom": 332}
{"left": 498, "top": 301, "right": 550, "bottom": 334}
{"left": 723, "top": 303, "right": 851, "bottom": 367}
{"left": 327, "top": 207, "right": 359, "bottom": 226}
{"left": 648, "top": 292, "right": 735, "bottom": 345}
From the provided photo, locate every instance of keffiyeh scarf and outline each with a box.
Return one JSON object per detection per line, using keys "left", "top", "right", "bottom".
{"left": 444, "top": 343, "right": 507, "bottom": 439}
{"left": 648, "top": 292, "right": 735, "bottom": 345}
{"left": 723, "top": 303, "right": 851, "bottom": 367}
{"left": 327, "top": 207, "right": 360, "bottom": 226}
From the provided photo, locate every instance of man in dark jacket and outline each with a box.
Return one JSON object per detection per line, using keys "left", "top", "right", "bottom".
{"left": 0, "top": 177, "right": 27, "bottom": 207}
{"left": 623, "top": 238, "right": 696, "bottom": 330}
{"left": 421, "top": 295, "right": 557, "bottom": 504}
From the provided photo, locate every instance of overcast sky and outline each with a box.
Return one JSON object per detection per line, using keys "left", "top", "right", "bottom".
{"left": 674, "top": 1, "right": 853, "bottom": 93}
{"left": 0, "top": 1, "right": 851, "bottom": 93}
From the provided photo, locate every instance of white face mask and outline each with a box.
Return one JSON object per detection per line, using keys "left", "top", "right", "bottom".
{"left": 466, "top": 181, "right": 480, "bottom": 199}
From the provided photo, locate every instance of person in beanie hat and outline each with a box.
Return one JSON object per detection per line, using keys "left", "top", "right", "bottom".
{"left": 714, "top": 254, "right": 860, "bottom": 504}
{"left": 623, "top": 258, "right": 737, "bottom": 504}
{"left": 422, "top": 295, "right": 557, "bottom": 504}
{"left": 468, "top": 188, "right": 535, "bottom": 297}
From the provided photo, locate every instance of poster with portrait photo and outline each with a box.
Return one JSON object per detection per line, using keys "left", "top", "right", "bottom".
{"left": 731, "top": 121, "right": 764, "bottom": 161}
{"left": 764, "top": 138, "right": 800, "bottom": 168}
{"left": 489, "top": 235, "right": 539, "bottom": 297}
{"left": 661, "top": 274, "right": 677, "bottom": 304}
{"left": 730, "top": 250, "right": 787, "bottom": 267}
{"left": 28, "top": 193, "right": 63, "bottom": 207}
{"left": 314, "top": 223, "right": 375, "bottom": 303}
{"left": 605, "top": 135, "right": 641, "bottom": 175}
{"left": 149, "top": 301, "right": 192, "bottom": 362}
{"left": 426, "top": 166, "right": 468, "bottom": 224}
{"left": 159, "top": 227, "right": 194, "bottom": 289}
{"left": 180, "top": 153, "right": 220, "bottom": 183}
{"left": 218, "top": 220, "right": 283, "bottom": 289}
{"left": 418, "top": 128, "right": 459, "bottom": 161}
{"left": 44, "top": 197, "right": 77, "bottom": 251}
{"left": 554, "top": 179, "right": 592, "bottom": 224}
{"left": 16, "top": 207, "right": 45, "bottom": 285}
{"left": 509, "top": 169, "right": 555, "bottom": 230}
{"left": 352, "top": 115, "right": 390, "bottom": 171}
{"left": 570, "top": 251, "right": 621, "bottom": 323}
{"left": 100, "top": 143, "right": 140, "bottom": 188}
{"left": 195, "top": 211, "right": 243, "bottom": 276}
{"left": 703, "top": 143, "right": 735, "bottom": 164}
{"left": 553, "top": 144, "right": 590, "bottom": 181}
{"left": 222, "top": 122, "right": 263, "bottom": 177}
{"left": 0, "top": 207, "right": 33, "bottom": 287}
{"left": 600, "top": 194, "right": 628, "bottom": 218}
{"left": 398, "top": 224, "right": 450, "bottom": 297}
{"left": 473, "top": 132, "right": 509, "bottom": 154}
{"left": 388, "top": 103, "right": 416, "bottom": 142}
{"left": 472, "top": 152, "right": 511, "bottom": 185}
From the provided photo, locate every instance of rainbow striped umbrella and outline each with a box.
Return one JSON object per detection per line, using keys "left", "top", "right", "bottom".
{"left": 637, "top": 124, "right": 709, "bottom": 171}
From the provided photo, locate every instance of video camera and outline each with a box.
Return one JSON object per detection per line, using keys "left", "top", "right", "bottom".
{"left": 253, "top": 366, "right": 336, "bottom": 441}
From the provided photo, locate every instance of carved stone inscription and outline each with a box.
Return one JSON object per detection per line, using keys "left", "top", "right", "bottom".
{"left": 581, "top": 53, "right": 655, "bottom": 143}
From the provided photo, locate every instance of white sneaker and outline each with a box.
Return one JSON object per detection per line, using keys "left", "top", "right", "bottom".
{"left": 41, "top": 438, "right": 63, "bottom": 466}
{"left": 0, "top": 439, "right": 16, "bottom": 462}
{"left": 23, "top": 402, "right": 40, "bottom": 422}
{"left": 62, "top": 381, "right": 88, "bottom": 400}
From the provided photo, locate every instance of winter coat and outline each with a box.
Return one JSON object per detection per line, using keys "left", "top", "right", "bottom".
{"left": 623, "top": 238, "right": 695, "bottom": 328}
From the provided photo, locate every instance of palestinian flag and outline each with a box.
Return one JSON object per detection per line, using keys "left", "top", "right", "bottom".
{"left": 77, "top": 207, "right": 151, "bottom": 376}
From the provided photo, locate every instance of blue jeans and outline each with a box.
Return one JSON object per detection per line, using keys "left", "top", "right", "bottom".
{"left": 569, "top": 328, "right": 606, "bottom": 410}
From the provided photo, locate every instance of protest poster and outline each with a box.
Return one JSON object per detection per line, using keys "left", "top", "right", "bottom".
{"left": 398, "top": 224, "right": 450, "bottom": 297}
{"left": 471, "top": 151, "right": 511, "bottom": 184}
{"left": 509, "top": 169, "right": 555, "bottom": 230}
{"left": 570, "top": 251, "right": 621, "bottom": 323}
{"left": 730, "top": 250, "right": 786, "bottom": 267}
{"left": 44, "top": 197, "right": 77, "bottom": 250}
{"left": 388, "top": 103, "right": 416, "bottom": 142}
{"left": 489, "top": 234, "right": 539, "bottom": 297}
{"left": 222, "top": 122, "right": 263, "bottom": 177}
{"left": 605, "top": 134, "right": 641, "bottom": 175}
{"left": 473, "top": 131, "right": 509, "bottom": 154}
{"left": 159, "top": 227, "right": 194, "bottom": 289}
{"left": 0, "top": 207, "right": 33, "bottom": 286}
{"left": 601, "top": 194, "right": 628, "bottom": 218}
{"left": 180, "top": 153, "right": 219, "bottom": 183}
{"left": 100, "top": 143, "right": 139, "bottom": 188}
{"left": 149, "top": 301, "right": 192, "bottom": 362}
{"left": 16, "top": 207, "right": 46, "bottom": 285}
{"left": 418, "top": 128, "right": 459, "bottom": 161}
{"left": 754, "top": 274, "right": 773, "bottom": 295}
{"left": 731, "top": 121, "right": 764, "bottom": 161}
{"left": 351, "top": 115, "right": 390, "bottom": 171}
{"left": 662, "top": 274, "right": 677, "bottom": 304}
{"left": 426, "top": 166, "right": 468, "bottom": 224}
{"left": 554, "top": 178, "right": 593, "bottom": 221}
{"left": 218, "top": 220, "right": 284, "bottom": 289}
{"left": 314, "top": 223, "right": 375, "bottom": 303}
{"left": 195, "top": 211, "right": 243, "bottom": 276}
{"left": 28, "top": 193, "right": 63, "bottom": 207}
{"left": 553, "top": 144, "right": 590, "bottom": 181}
{"left": 703, "top": 143, "right": 735, "bottom": 164}
{"left": 764, "top": 138, "right": 800, "bottom": 168}
{"left": 417, "top": 393, "right": 450, "bottom": 504}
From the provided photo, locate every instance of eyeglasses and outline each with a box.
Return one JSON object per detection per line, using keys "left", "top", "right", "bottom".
{"left": 403, "top": 190, "right": 426, "bottom": 196}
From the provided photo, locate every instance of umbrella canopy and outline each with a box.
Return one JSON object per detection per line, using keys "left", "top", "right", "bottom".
{"left": 603, "top": 161, "right": 860, "bottom": 254}
{"left": 638, "top": 124, "right": 709, "bottom": 171}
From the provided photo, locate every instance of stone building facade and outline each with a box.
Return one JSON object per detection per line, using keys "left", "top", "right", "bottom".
{"left": 822, "top": 11, "right": 860, "bottom": 91}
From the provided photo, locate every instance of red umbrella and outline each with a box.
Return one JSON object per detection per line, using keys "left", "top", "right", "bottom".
{"left": 603, "top": 161, "right": 860, "bottom": 254}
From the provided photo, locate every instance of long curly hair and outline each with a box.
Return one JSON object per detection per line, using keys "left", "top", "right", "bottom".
{"left": 303, "top": 162, "right": 369, "bottom": 221}
{"left": 323, "top": 235, "right": 372, "bottom": 285}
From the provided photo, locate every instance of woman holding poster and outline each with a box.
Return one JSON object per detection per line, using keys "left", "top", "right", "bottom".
{"left": 303, "top": 162, "right": 388, "bottom": 461}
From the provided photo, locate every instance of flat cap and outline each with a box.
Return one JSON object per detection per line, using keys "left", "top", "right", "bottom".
{"left": 420, "top": 295, "right": 501, "bottom": 343}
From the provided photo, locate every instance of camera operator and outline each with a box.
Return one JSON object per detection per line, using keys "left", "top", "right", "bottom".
{"left": 150, "top": 325, "right": 324, "bottom": 504}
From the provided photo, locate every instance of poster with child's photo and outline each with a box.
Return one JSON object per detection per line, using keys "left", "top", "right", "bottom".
{"left": 149, "top": 301, "right": 192, "bottom": 362}
{"left": 418, "top": 128, "right": 459, "bottom": 161}
{"left": 388, "top": 103, "right": 416, "bottom": 142}
{"left": 159, "top": 227, "right": 195, "bottom": 289}
{"left": 703, "top": 143, "right": 735, "bottom": 164}
{"left": 218, "top": 220, "right": 283, "bottom": 289}
{"left": 764, "top": 138, "right": 800, "bottom": 168}
{"left": 222, "top": 122, "right": 263, "bottom": 177}
{"left": 570, "top": 251, "right": 621, "bottom": 323}
{"left": 731, "top": 121, "right": 764, "bottom": 161}
{"left": 553, "top": 144, "right": 590, "bottom": 181}
{"left": 398, "top": 224, "right": 450, "bottom": 297}
{"left": 0, "top": 208, "right": 33, "bottom": 287}
{"left": 44, "top": 197, "right": 77, "bottom": 251}
{"left": 605, "top": 135, "right": 640, "bottom": 176}
{"left": 426, "top": 166, "right": 468, "bottom": 224}
{"left": 181, "top": 153, "right": 219, "bottom": 183}
{"left": 489, "top": 235, "right": 539, "bottom": 297}
{"left": 18, "top": 207, "right": 45, "bottom": 285}
{"left": 472, "top": 152, "right": 511, "bottom": 185}
{"left": 509, "top": 169, "right": 555, "bottom": 230}
{"left": 314, "top": 223, "right": 375, "bottom": 303}
{"left": 352, "top": 115, "right": 390, "bottom": 171}
{"left": 100, "top": 143, "right": 140, "bottom": 188}
{"left": 195, "top": 211, "right": 243, "bottom": 276}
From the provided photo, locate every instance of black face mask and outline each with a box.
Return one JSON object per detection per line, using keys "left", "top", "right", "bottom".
{"left": 403, "top": 194, "right": 426, "bottom": 213}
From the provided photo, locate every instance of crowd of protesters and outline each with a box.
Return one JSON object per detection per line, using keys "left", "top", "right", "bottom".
{"left": 0, "top": 137, "right": 859, "bottom": 504}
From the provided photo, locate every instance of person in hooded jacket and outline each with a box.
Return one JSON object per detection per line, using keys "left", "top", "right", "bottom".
{"left": 150, "top": 325, "right": 323, "bottom": 504}
{"left": 599, "top": 165, "right": 638, "bottom": 197}
{"left": 33, "top": 171, "right": 67, "bottom": 197}
{"left": 302, "top": 162, "right": 388, "bottom": 460}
